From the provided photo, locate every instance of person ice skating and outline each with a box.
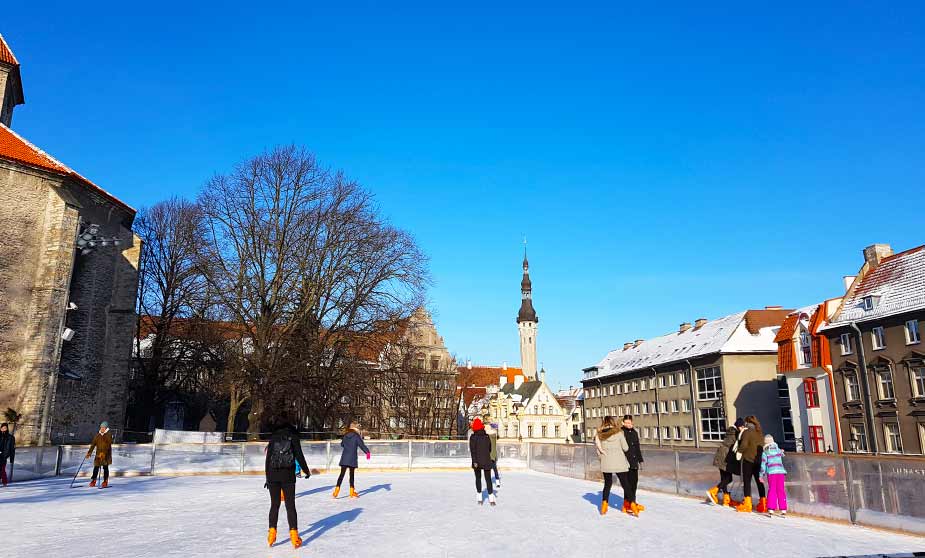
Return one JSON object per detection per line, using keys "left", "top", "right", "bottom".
{"left": 620, "top": 415, "right": 645, "bottom": 515}
{"left": 265, "top": 416, "right": 310, "bottom": 549}
{"left": 735, "top": 416, "right": 767, "bottom": 513}
{"left": 760, "top": 434, "right": 788, "bottom": 517}
{"left": 487, "top": 422, "right": 501, "bottom": 490}
{"left": 86, "top": 422, "right": 113, "bottom": 488}
{"left": 707, "top": 422, "right": 741, "bottom": 507}
{"left": 594, "top": 415, "right": 629, "bottom": 516}
{"left": 333, "top": 421, "right": 370, "bottom": 499}
{"left": 0, "top": 423, "right": 15, "bottom": 487}
{"left": 469, "top": 418, "right": 495, "bottom": 506}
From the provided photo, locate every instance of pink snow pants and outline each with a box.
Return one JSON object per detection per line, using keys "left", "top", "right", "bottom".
{"left": 766, "top": 474, "right": 787, "bottom": 511}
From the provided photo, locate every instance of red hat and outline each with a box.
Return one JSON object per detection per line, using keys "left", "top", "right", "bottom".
{"left": 471, "top": 418, "right": 484, "bottom": 431}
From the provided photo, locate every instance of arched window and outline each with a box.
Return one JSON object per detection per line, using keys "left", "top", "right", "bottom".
{"left": 803, "top": 377, "right": 819, "bottom": 408}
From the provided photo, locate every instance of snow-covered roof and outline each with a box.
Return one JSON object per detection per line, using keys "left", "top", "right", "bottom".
{"left": 586, "top": 309, "right": 790, "bottom": 382}
{"left": 825, "top": 245, "right": 925, "bottom": 328}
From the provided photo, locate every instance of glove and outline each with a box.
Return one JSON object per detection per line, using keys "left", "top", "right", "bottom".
{"left": 735, "top": 452, "right": 743, "bottom": 461}
{"left": 303, "top": 472, "right": 311, "bottom": 479}
{"left": 366, "top": 452, "right": 371, "bottom": 461}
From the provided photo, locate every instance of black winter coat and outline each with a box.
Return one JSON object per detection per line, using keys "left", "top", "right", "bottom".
{"left": 0, "top": 432, "right": 14, "bottom": 462}
{"left": 264, "top": 426, "right": 310, "bottom": 484}
{"left": 622, "top": 427, "right": 644, "bottom": 469}
{"left": 713, "top": 427, "right": 739, "bottom": 473}
{"left": 339, "top": 430, "right": 370, "bottom": 468}
{"left": 469, "top": 430, "right": 492, "bottom": 469}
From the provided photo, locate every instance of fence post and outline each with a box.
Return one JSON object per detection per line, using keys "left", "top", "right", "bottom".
{"left": 526, "top": 442, "right": 532, "bottom": 471}
{"left": 408, "top": 440, "right": 413, "bottom": 471}
{"left": 326, "top": 441, "right": 332, "bottom": 471}
{"left": 55, "top": 446, "right": 63, "bottom": 477}
{"left": 674, "top": 450, "right": 681, "bottom": 495}
{"left": 553, "top": 443, "right": 558, "bottom": 475}
{"left": 240, "top": 443, "right": 246, "bottom": 473}
{"left": 149, "top": 443, "right": 157, "bottom": 476}
{"left": 844, "top": 456, "right": 858, "bottom": 524}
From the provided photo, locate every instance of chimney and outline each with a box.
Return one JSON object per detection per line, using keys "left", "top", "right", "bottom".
{"left": 765, "top": 305, "right": 782, "bottom": 310}
{"left": 863, "top": 244, "right": 893, "bottom": 270}
{"left": 623, "top": 342, "right": 634, "bottom": 351}
{"left": 633, "top": 339, "right": 644, "bottom": 348}
{"left": 842, "top": 275, "right": 856, "bottom": 291}
{"left": 466, "top": 359, "right": 472, "bottom": 370}
{"left": 694, "top": 318, "right": 707, "bottom": 329}
{"left": 502, "top": 361, "right": 507, "bottom": 370}
{"left": 514, "top": 375, "right": 525, "bottom": 389}
{"left": 679, "top": 322, "right": 692, "bottom": 333}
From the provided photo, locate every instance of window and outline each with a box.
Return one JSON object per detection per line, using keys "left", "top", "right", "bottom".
{"left": 641, "top": 379, "right": 647, "bottom": 391}
{"left": 907, "top": 320, "right": 921, "bottom": 344}
{"left": 608, "top": 385, "right": 614, "bottom": 396}
{"left": 670, "top": 400, "right": 679, "bottom": 413}
{"left": 844, "top": 371, "right": 861, "bottom": 401}
{"left": 871, "top": 326, "right": 886, "bottom": 350}
{"left": 809, "top": 425, "right": 825, "bottom": 453}
{"left": 884, "top": 423, "right": 903, "bottom": 454}
{"left": 912, "top": 366, "right": 925, "bottom": 398}
{"left": 681, "top": 398, "right": 692, "bottom": 412}
{"left": 541, "top": 425, "right": 547, "bottom": 438}
{"left": 700, "top": 408, "right": 727, "bottom": 441}
{"left": 649, "top": 378, "right": 656, "bottom": 390}
{"left": 684, "top": 427, "right": 693, "bottom": 440}
{"left": 803, "top": 377, "right": 820, "bottom": 408}
{"left": 663, "top": 426, "right": 671, "bottom": 440}
{"left": 777, "top": 375, "right": 789, "bottom": 398}
{"left": 850, "top": 423, "right": 869, "bottom": 452}
{"left": 919, "top": 424, "right": 925, "bottom": 454}
{"left": 876, "top": 367, "right": 895, "bottom": 400}
{"left": 624, "top": 382, "right": 630, "bottom": 393}
{"left": 799, "top": 331, "right": 812, "bottom": 365}
{"left": 527, "top": 425, "right": 534, "bottom": 438}
{"left": 633, "top": 403, "right": 640, "bottom": 415}
{"left": 555, "top": 425, "right": 561, "bottom": 438}
{"left": 781, "top": 408, "right": 795, "bottom": 443}
{"left": 696, "top": 367, "right": 723, "bottom": 400}
{"left": 862, "top": 296, "right": 875, "bottom": 311}
{"left": 632, "top": 381, "right": 639, "bottom": 392}
{"left": 669, "top": 374, "right": 677, "bottom": 387}
{"left": 680, "top": 370, "right": 690, "bottom": 385}
{"left": 659, "top": 375, "right": 667, "bottom": 388}
{"left": 840, "top": 333, "right": 853, "bottom": 355}
{"left": 659, "top": 401, "right": 668, "bottom": 414}
{"left": 641, "top": 427, "right": 648, "bottom": 439}
{"left": 673, "top": 426, "right": 681, "bottom": 440}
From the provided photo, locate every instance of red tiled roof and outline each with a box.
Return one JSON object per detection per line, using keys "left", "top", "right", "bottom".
{"left": 0, "top": 33, "right": 18, "bottom": 66}
{"left": 457, "top": 365, "right": 524, "bottom": 388}
{"left": 830, "top": 245, "right": 925, "bottom": 325}
{"left": 743, "top": 308, "right": 793, "bottom": 334}
{"left": 0, "top": 123, "right": 135, "bottom": 216}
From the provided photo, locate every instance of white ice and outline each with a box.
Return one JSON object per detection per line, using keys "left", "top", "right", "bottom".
{"left": 2, "top": 471, "right": 922, "bottom": 557}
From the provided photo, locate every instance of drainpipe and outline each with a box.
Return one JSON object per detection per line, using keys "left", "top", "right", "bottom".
{"left": 849, "top": 322, "right": 878, "bottom": 454}
{"left": 822, "top": 365, "right": 843, "bottom": 453}
{"left": 651, "top": 368, "right": 662, "bottom": 447}
{"left": 685, "top": 360, "right": 700, "bottom": 448}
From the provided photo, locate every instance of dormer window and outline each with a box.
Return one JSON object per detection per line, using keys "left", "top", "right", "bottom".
{"left": 862, "top": 295, "right": 881, "bottom": 311}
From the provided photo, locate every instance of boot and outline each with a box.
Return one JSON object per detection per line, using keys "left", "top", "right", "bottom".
{"left": 476, "top": 492, "right": 483, "bottom": 505}
{"left": 600, "top": 500, "right": 608, "bottom": 515}
{"left": 280, "top": 489, "right": 285, "bottom": 502}
{"left": 349, "top": 487, "right": 359, "bottom": 498}
{"left": 88, "top": 479, "right": 96, "bottom": 488}
{"left": 635, "top": 502, "right": 646, "bottom": 512}
{"left": 267, "top": 527, "right": 277, "bottom": 547}
{"left": 289, "top": 529, "right": 302, "bottom": 549}
{"left": 332, "top": 486, "right": 340, "bottom": 499}
{"left": 101, "top": 480, "right": 108, "bottom": 489}
{"left": 707, "top": 486, "right": 720, "bottom": 505}
{"left": 735, "top": 496, "right": 753, "bottom": 513}
{"left": 630, "top": 502, "right": 641, "bottom": 517}
{"left": 622, "top": 501, "right": 632, "bottom": 514}
{"left": 489, "top": 493, "right": 496, "bottom": 506}
{"left": 756, "top": 497, "right": 768, "bottom": 513}
{"left": 722, "top": 493, "right": 731, "bottom": 507}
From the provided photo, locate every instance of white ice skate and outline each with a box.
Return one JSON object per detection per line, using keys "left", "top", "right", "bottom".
{"left": 476, "top": 492, "right": 483, "bottom": 505}
{"left": 494, "top": 479, "right": 501, "bottom": 490}
{"left": 489, "top": 493, "right": 496, "bottom": 506}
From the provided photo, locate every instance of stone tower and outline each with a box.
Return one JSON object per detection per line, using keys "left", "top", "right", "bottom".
{"left": 516, "top": 251, "right": 538, "bottom": 379}
{"left": 0, "top": 33, "right": 25, "bottom": 127}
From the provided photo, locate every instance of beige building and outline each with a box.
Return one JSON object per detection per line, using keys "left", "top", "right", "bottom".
{"left": 0, "top": 34, "right": 141, "bottom": 444}
{"left": 486, "top": 371, "right": 570, "bottom": 442}
{"left": 582, "top": 309, "right": 791, "bottom": 447}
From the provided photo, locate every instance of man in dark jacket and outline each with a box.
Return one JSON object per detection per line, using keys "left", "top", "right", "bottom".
{"left": 265, "top": 420, "right": 310, "bottom": 549}
{"left": 469, "top": 418, "right": 495, "bottom": 505}
{"left": 0, "top": 423, "right": 15, "bottom": 487}
{"left": 620, "top": 415, "right": 645, "bottom": 513}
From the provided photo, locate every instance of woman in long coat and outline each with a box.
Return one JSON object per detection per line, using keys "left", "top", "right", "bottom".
{"left": 706, "top": 423, "right": 740, "bottom": 506}
{"left": 594, "top": 416, "right": 629, "bottom": 516}
{"left": 333, "top": 422, "right": 370, "bottom": 499}
{"left": 86, "top": 422, "right": 113, "bottom": 488}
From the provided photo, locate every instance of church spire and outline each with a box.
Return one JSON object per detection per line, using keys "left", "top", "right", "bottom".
{"left": 516, "top": 245, "right": 538, "bottom": 379}
{"left": 0, "top": 33, "right": 25, "bottom": 127}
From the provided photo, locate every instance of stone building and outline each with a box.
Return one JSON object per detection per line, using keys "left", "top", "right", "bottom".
{"left": 822, "top": 244, "right": 925, "bottom": 455}
{"left": 582, "top": 308, "right": 792, "bottom": 447}
{"left": 0, "top": 34, "right": 140, "bottom": 444}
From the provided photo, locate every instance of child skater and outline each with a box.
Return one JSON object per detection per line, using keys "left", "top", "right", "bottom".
{"left": 333, "top": 421, "right": 370, "bottom": 499}
{"left": 760, "top": 434, "right": 788, "bottom": 517}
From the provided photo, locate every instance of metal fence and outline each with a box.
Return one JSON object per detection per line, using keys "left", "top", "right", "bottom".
{"left": 526, "top": 442, "right": 925, "bottom": 535}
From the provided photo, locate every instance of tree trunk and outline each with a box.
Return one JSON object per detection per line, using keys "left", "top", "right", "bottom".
{"left": 227, "top": 391, "right": 243, "bottom": 435}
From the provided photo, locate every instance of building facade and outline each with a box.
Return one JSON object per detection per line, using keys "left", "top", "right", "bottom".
{"left": 582, "top": 309, "right": 792, "bottom": 447}
{"left": 0, "top": 35, "right": 141, "bottom": 444}
{"left": 556, "top": 386, "right": 584, "bottom": 442}
{"left": 486, "top": 373, "right": 569, "bottom": 442}
{"left": 823, "top": 244, "right": 925, "bottom": 455}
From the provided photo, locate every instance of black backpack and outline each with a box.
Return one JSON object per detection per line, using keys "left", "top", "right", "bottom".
{"left": 268, "top": 432, "right": 294, "bottom": 469}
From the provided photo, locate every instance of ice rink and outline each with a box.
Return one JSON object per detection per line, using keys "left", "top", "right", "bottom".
{"left": 2, "top": 470, "right": 922, "bottom": 557}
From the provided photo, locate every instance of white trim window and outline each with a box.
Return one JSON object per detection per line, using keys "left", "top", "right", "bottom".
{"left": 641, "top": 402, "right": 649, "bottom": 415}
{"left": 696, "top": 366, "right": 723, "bottom": 400}
{"left": 633, "top": 403, "right": 640, "bottom": 415}
{"left": 799, "top": 330, "right": 812, "bottom": 366}
{"left": 850, "top": 423, "right": 869, "bottom": 452}
{"left": 919, "top": 423, "right": 925, "bottom": 454}
{"left": 670, "top": 400, "right": 679, "bottom": 413}
{"left": 663, "top": 426, "right": 671, "bottom": 440}
{"left": 681, "top": 398, "right": 692, "bottom": 412}
{"left": 684, "top": 426, "right": 693, "bottom": 440}
{"left": 680, "top": 370, "right": 690, "bottom": 385}
{"left": 884, "top": 423, "right": 903, "bottom": 454}
{"left": 699, "top": 408, "right": 726, "bottom": 441}
{"left": 906, "top": 320, "right": 921, "bottom": 345}
{"left": 659, "top": 401, "right": 668, "bottom": 414}
{"left": 913, "top": 366, "right": 925, "bottom": 399}
{"left": 669, "top": 374, "right": 677, "bottom": 387}
{"left": 844, "top": 371, "right": 861, "bottom": 402}
{"left": 632, "top": 381, "right": 639, "bottom": 392}
{"left": 673, "top": 426, "right": 681, "bottom": 440}
{"left": 840, "top": 333, "right": 853, "bottom": 355}
{"left": 871, "top": 326, "right": 886, "bottom": 350}
{"left": 659, "top": 375, "right": 667, "bottom": 388}
{"left": 649, "top": 378, "right": 656, "bottom": 390}
{"left": 876, "top": 367, "right": 895, "bottom": 400}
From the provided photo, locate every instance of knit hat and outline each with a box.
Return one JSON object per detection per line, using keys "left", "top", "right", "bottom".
{"left": 471, "top": 418, "right": 484, "bottom": 431}
{"left": 100, "top": 421, "right": 109, "bottom": 429}
{"left": 734, "top": 418, "right": 745, "bottom": 428}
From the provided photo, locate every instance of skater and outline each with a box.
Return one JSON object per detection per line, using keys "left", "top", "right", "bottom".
{"left": 264, "top": 416, "right": 310, "bottom": 549}
{"left": 706, "top": 422, "right": 740, "bottom": 507}
{"left": 86, "top": 422, "right": 113, "bottom": 488}
{"left": 620, "top": 415, "right": 645, "bottom": 515}
{"left": 735, "top": 415, "right": 767, "bottom": 513}
{"left": 487, "top": 422, "right": 501, "bottom": 490}
{"left": 760, "top": 434, "right": 788, "bottom": 517}
{"left": 0, "top": 423, "right": 15, "bottom": 487}
{"left": 333, "top": 421, "right": 370, "bottom": 499}
{"left": 594, "top": 415, "right": 628, "bottom": 516}
{"left": 469, "top": 418, "right": 495, "bottom": 506}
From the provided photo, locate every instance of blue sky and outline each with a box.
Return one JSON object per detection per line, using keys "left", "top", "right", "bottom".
{"left": 4, "top": 2, "right": 925, "bottom": 390}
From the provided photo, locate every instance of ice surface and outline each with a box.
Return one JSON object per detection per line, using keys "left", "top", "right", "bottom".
{"left": 1, "top": 471, "right": 922, "bottom": 557}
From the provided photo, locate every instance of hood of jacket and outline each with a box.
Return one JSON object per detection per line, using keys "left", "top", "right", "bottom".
{"left": 599, "top": 425, "right": 619, "bottom": 441}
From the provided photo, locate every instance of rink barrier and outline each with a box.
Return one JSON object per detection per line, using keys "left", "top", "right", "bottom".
{"left": 525, "top": 442, "right": 925, "bottom": 536}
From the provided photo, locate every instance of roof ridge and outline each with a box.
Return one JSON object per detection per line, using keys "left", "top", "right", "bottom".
{"left": 0, "top": 121, "right": 68, "bottom": 172}
{"left": 880, "top": 244, "right": 925, "bottom": 263}
{"left": 0, "top": 33, "right": 19, "bottom": 66}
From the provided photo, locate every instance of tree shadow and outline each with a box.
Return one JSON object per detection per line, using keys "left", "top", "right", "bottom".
{"left": 295, "top": 484, "right": 335, "bottom": 498}
{"left": 295, "top": 508, "right": 363, "bottom": 547}
{"left": 582, "top": 491, "right": 624, "bottom": 510}
{"left": 357, "top": 483, "right": 390, "bottom": 497}
{"left": 0, "top": 476, "right": 175, "bottom": 504}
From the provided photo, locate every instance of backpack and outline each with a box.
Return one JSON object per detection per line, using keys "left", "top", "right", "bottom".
{"left": 268, "top": 432, "right": 294, "bottom": 469}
